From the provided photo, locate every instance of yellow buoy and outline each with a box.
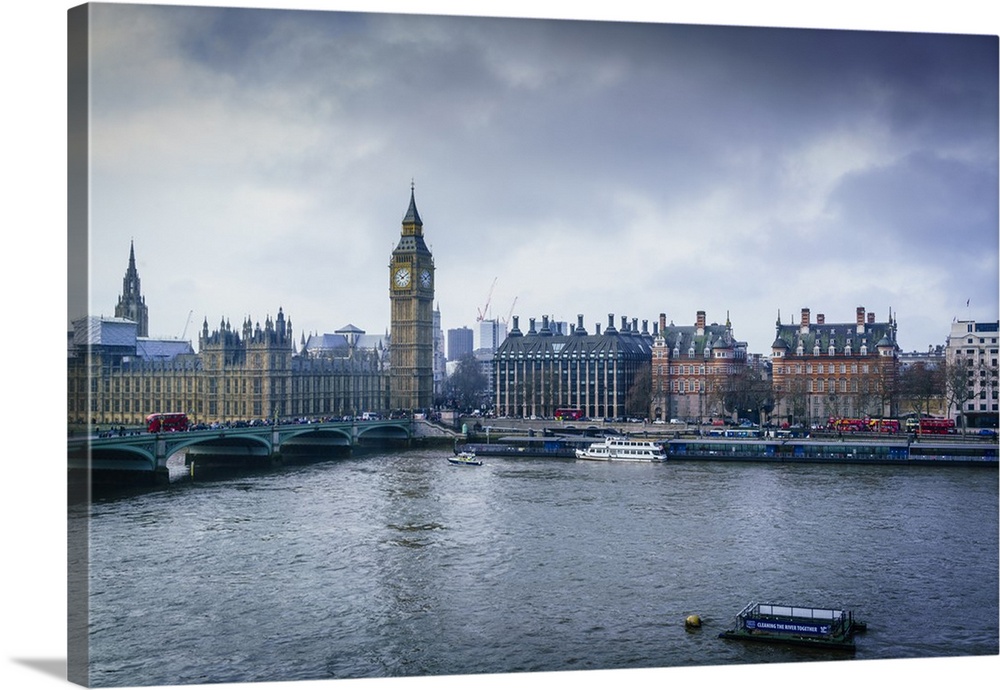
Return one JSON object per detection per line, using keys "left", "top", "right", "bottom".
{"left": 685, "top": 614, "right": 702, "bottom": 629}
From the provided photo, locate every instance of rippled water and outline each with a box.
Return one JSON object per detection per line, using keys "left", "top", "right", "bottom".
{"left": 77, "top": 451, "right": 998, "bottom": 687}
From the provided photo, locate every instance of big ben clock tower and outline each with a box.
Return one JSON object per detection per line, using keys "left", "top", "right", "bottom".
{"left": 389, "top": 183, "right": 435, "bottom": 412}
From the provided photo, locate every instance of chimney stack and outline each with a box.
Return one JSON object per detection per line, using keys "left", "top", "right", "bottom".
{"left": 817, "top": 314, "right": 825, "bottom": 325}
{"left": 801, "top": 308, "right": 811, "bottom": 333}
{"left": 696, "top": 311, "right": 706, "bottom": 335}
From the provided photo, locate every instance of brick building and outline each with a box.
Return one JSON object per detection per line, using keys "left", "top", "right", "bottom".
{"left": 649, "top": 311, "right": 748, "bottom": 423}
{"left": 770, "top": 307, "right": 899, "bottom": 426}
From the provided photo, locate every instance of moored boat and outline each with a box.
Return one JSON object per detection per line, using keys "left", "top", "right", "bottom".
{"left": 574, "top": 436, "right": 666, "bottom": 462}
{"left": 448, "top": 451, "right": 482, "bottom": 466}
{"left": 719, "top": 602, "right": 866, "bottom": 652}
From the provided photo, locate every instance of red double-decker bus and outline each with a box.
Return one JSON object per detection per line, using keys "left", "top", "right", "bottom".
{"left": 916, "top": 417, "right": 956, "bottom": 435}
{"left": 828, "top": 417, "right": 900, "bottom": 433}
{"left": 829, "top": 417, "right": 866, "bottom": 432}
{"left": 868, "top": 418, "right": 900, "bottom": 433}
{"left": 554, "top": 408, "right": 584, "bottom": 421}
{"left": 146, "top": 412, "right": 189, "bottom": 433}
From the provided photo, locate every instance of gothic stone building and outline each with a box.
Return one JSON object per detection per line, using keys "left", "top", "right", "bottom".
{"left": 68, "top": 235, "right": 391, "bottom": 428}
{"left": 770, "top": 307, "right": 899, "bottom": 425}
{"left": 388, "top": 185, "right": 435, "bottom": 412}
{"left": 113, "top": 240, "right": 149, "bottom": 337}
{"left": 67, "top": 309, "right": 388, "bottom": 427}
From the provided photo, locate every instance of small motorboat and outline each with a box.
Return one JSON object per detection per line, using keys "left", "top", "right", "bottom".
{"left": 448, "top": 451, "right": 482, "bottom": 466}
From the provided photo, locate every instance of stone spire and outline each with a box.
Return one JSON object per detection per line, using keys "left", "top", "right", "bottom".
{"left": 114, "top": 240, "right": 149, "bottom": 337}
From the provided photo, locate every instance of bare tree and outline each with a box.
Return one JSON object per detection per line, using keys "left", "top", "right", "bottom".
{"left": 446, "top": 354, "right": 488, "bottom": 413}
{"left": 720, "top": 367, "right": 772, "bottom": 424}
{"left": 626, "top": 362, "right": 652, "bottom": 420}
{"left": 944, "top": 355, "right": 974, "bottom": 434}
{"left": 897, "top": 362, "right": 945, "bottom": 417}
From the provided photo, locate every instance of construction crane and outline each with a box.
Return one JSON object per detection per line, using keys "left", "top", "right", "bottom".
{"left": 180, "top": 310, "right": 194, "bottom": 340}
{"left": 503, "top": 296, "right": 518, "bottom": 326}
{"left": 476, "top": 277, "right": 498, "bottom": 322}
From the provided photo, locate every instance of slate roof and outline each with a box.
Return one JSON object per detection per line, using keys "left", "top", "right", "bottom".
{"left": 304, "top": 333, "right": 350, "bottom": 353}
{"left": 304, "top": 332, "right": 386, "bottom": 355}
{"left": 135, "top": 338, "right": 196, "bottom": 360}
{"left": 659, "top": 322, "right": 743, "bottom": 357}
{"left": 495, "top": 315, "right": 652, "bottom": 361}
{"left": 402, "top": 187, "right": 422, "bottom": 226}
{"left": 771, "top": 319, "right": 897, "bottom": 355}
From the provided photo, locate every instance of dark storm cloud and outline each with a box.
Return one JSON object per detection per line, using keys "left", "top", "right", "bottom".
{"left": 85, "top": 4, "right": 998, "bottom": 353}
{"left": 829, "top": 150, "right": 998, "bottom": 257}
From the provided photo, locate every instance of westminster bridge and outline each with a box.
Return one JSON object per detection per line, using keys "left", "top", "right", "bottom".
{"left": 68, "top": 418, "right": 459, "bottom": 485}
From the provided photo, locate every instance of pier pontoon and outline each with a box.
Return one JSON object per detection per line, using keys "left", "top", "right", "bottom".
{"left": 719, "top": 602, "right": 866, "bottom": 652}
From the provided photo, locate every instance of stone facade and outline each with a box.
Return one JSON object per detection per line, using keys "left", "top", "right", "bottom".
{"left": 946, "top": 319, "right": 999, "bottom": 428}
{"left": 113, "top": 241, "right": 149, "bottom": 337}
{"left": 68, "top": 235, "right": 389, "bottom": 428}
{"left": 388, "top": 186, "right": 435, "bottom": 412}
{"left": 67, "top": 311, "right": 388, "bottom": 427}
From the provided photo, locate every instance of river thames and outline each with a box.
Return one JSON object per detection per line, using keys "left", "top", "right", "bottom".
{"left": 74, "top": 450, "right": 998, "bottom": 687}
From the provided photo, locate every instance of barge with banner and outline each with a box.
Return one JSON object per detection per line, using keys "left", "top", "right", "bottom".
{"left": 719, "top": 602, "right": 866, "bottom": 652}
{"left": 664, "top": 438, "right": 997, "bottom": 467}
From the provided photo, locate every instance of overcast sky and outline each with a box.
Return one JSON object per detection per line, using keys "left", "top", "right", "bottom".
{"left": 80, "top": 2, "right": 998, "bottom": 356}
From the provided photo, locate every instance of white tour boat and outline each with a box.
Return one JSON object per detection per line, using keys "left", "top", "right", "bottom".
{"left": 575, "top": 437, "right": 666, "bottom": 462}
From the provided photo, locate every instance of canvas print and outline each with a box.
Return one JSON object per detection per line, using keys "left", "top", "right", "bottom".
{"left": 67, "top": 2, "right": 998, "bottom": 688}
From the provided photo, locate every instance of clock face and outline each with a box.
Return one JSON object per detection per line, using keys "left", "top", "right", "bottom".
{"left": 419, "top": 270, "right": 431, "bottom": 288}
{"left": 394, "top": 267, "right": 411, "bottom": 288}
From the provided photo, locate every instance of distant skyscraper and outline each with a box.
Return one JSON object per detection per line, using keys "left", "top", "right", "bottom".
{"left": 447, "top": 327, "right": 474, "bottom": 361}
{"left": 433, "top": 305, "right": 446, "bottom": 398}
{"left": 478, "top": 318, "right": 507, "bottom": 354}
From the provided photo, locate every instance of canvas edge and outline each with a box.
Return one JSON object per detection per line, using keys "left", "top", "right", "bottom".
{"left": 67, "top": 3, "right": 91, "bottom": 687}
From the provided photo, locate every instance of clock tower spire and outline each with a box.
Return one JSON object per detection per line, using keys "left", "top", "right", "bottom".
{"left": 389, "top": 183, "right": 435, "bottom": 412}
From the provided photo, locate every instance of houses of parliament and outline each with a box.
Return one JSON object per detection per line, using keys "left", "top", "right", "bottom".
{"left": 68, "top": 189, "right": 436, "bottom": 428}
